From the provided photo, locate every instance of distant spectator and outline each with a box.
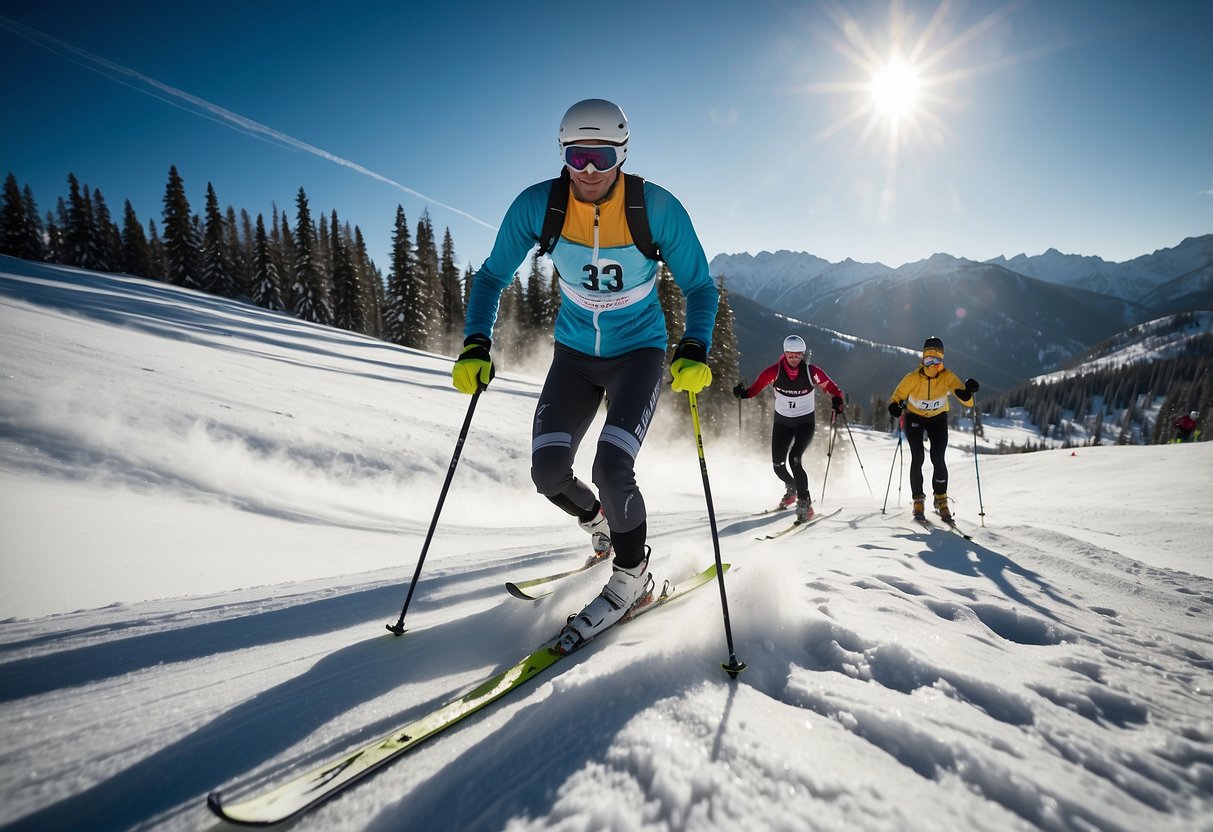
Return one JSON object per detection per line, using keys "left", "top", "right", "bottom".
{"left": 1173, "top": 410, "right": 1199, "bottom": 443}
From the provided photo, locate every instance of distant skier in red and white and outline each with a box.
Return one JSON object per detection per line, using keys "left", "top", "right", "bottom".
{"left": 1173, "top": 410, "right": 1199, "bottom": 443}
{"left": 734, "top": 335, "right": 845, "bottom": 522}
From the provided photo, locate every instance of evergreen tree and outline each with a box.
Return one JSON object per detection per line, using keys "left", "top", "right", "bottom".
{"left": 250, "top": 213, "right": 285, "bottom": 311}
{"left": 291, "top": 187, "right": 332, "bottom": 325}
{"left": 352, "top": 225, "right": 383, "bottom": 338}
{"left": 241, "top": 209, "right": 257, "bottom": 292}
{"left": 1, "top": 173, "right": 46, "bottom": 261}
{"left": 201, "top": 182, "right": 237, "bottom": 297}
{"left": 439, "top": 226, "right": 464, "bottom": 351}
{"left": 19, "top": 184, "right": 48, "bottom": 262}
{"left": 64, "top": 174, "right": 102, "bottom": 269}
{"left": 276, "top": 207, "right": 296, "bottom": 310}
{"left": 120, "top": 199, "right": 155, "bottom": 278}
{"left": 414, "top": 210, "right": 440, "bottom": 350}
{"left": 0, "top": 173, "right": 25, "bottom": 258}
{"left": 226, "top": 205, "right": 251, "bottom": 296}
{"left": 91, "top": 188, "right": 123, "bottom": 271}
{"left": 45, "top": 208, "right": 64, "bottom": 264}
{"left": 384, "top": 205, "right": 412, "bottom": 345}
{"left": 330, "top": 210, "right": 365, "bottom": 333}
{"left": 161, "top": 166, "right": 202, "bottom": 288}
{"left": 146, "top": 219, "right": 167, "bottom": 279}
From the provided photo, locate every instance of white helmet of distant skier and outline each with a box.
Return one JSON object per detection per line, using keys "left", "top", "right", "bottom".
{"left": 1191, "top": 410, "right": 1200, "bottom": 419}
{"left": 783, "top": 335, "right": 806, "bottom": 353}
{"left": 559, "top": 98, "right": 629, "bottom": 158}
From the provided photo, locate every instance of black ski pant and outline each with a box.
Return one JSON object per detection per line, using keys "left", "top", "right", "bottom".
{"left": 771, "top": 413, "right": 816, "bottom": 501}
{"left": 904, "top": 411, "right": 950, "bottom": 498}
{"left": 530, "top": 345, "right": 664, "bottom": 570}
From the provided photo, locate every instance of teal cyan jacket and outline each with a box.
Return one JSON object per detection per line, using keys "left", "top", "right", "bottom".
{"left": 464, "top": 173, "right": 718, "bottom": 358}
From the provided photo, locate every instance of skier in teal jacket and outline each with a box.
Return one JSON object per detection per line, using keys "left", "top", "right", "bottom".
{"left": 452, "top": 99, "right": 718, "bottom": 651}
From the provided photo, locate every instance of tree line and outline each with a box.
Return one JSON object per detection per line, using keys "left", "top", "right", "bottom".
{"left": 1, "top": 169, "right": 743, "bottom": 432}
{"left": 981, "top": 329, "right": 1212, "bottom": 447}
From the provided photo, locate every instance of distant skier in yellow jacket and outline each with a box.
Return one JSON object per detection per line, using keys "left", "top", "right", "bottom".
{"left": 888, "top": 336, "right": 979, "bottom": 521}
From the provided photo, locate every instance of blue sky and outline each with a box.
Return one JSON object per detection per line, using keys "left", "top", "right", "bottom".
{"left": 2, "top": 0, "right": 1209, "bottom": 277}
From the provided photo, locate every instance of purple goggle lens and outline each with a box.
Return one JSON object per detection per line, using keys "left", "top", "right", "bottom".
{"left": 563, "top": 144, "right": 621, "bottom": 172}
{"left": 923, "top": 356, "right": 943, "bottom": 367}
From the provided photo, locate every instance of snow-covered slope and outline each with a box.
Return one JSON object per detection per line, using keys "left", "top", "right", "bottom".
{"left": 2, "top": 257, "right": 1212, "bottom": 832}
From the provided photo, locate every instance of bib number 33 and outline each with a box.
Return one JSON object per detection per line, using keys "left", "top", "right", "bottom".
{"left": 582, "top": 263, "right": 624, "bottom": 292}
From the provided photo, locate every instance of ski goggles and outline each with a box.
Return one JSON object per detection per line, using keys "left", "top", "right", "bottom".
{"left": 563, "top": 143, "right": 624, "bottom": 172}
{"left": 923, "top": 355, "right": 943, "bottom": 367}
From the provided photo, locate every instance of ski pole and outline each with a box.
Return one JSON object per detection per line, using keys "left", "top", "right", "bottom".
{"left": 820, "top": 411, "right": 838, "bottom": 504}
{"left": 840, "top": 410, "right": 873, "bottom": 497}
{"left": 687, "top": 391, "right": 747, "bottom": 679}
{"left": 387, "top": 389, "right": 482, "bottom": 636}
{"left": 881, "top": 417, "right": 904, "bottom": 514}
{"left": 971, "top": 395, "right": 986, "bottom": 526}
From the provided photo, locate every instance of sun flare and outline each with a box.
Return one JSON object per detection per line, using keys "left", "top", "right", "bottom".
{"left": 870, "top": 58, "right": 921, "bottom": 122}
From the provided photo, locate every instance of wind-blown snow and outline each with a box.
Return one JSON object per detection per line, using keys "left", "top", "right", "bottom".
{"left": 2, "top": 257, "right": 1211, "bottom": 832}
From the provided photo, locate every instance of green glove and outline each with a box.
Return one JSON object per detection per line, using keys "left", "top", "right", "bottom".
{"left": 670, "top": 338, "right": 712, "bottom": 394}
{"left": 452, "top": 334, "right": 495, "bottom": 394}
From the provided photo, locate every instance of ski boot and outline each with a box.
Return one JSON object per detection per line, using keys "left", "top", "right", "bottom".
{"left": 795, "top": 497, "right": 814, "bottom": 523}
{"left": 778, "top": 483, "right": 797, "bottom": 510}
{"left": 934, "top": 493, "right": 953, "bottom": 522}
{"left": 912, "top": 496, "right": 926, "bottom": 520}
{"left": 555, "top": 551, "right": 652, "bottom": 654}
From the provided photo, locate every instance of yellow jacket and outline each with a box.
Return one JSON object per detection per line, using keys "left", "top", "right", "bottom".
{"left": 890, "top": 364, "right": 973, "bottom": 418}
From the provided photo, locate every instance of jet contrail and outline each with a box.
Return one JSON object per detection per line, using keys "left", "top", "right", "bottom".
{"left": 0, "top": 13, "right": 498, "bottom": 231}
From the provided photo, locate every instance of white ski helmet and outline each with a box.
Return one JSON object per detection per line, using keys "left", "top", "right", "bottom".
{"left": 559, "top": 98, "right": 629, "bottom": 155}
{"left": 783, "top": 335, "right": 806, "bottom": 353}
{"left": 1191, "top": 411, "right": 1200, "bottom": 419}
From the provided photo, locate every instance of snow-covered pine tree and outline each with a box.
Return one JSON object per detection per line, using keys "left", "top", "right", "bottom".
{"left": 91, "top": 189, "right": 123, "bottom": 272}
{"left": 413, "top": 210, "right": 440, "bottom": 350}
{"left": 439, "top": 226, "right": 464, "bottom": 353}
{"left": 202, "top": 183, "right": 237, "bottom": 297}
{"left": 291, "top": 187, "right": 332, "bottom": 325}
{"left": 383, "top": 205, "right": 413, "bottom": 346}
{"left": 161, "top": 166, "right": 202, "bottom": 289}
{"left": 330, "top": 210, "right": 365, "bottom": 334}
{"left": 250, "top": 213, "right": 284, "bottom": 311}
{"left": 352, "top": 225, "right": 383, "bottom": 339}
{"left": 120, "top": 200, "right": 155, "bottom": 279}
{"left": 1, "top": 173, "right": 46, "bottom": 262}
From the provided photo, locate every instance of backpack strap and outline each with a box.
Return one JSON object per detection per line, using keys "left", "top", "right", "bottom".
{"left": 623, "top": 173, "right": 661, "bottom": 262}
{"left": 536, "top": 169, "right": 662, "bottom": 263}
{"left": 536, "top": 168, "right": 570, "bottom": 257}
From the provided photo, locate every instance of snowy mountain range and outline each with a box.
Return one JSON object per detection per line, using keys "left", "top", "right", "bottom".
{"left": 712, "top": 234, "right": 1212, "bottom": 310}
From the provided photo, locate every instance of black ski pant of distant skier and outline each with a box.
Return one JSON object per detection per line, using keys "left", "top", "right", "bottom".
{"left": 530, "top": 345, "right": 664, "bottom": 570}
{"left": 904, "top": 411, "right": 949, "bottom": 497}
{"left": 771, "top": 412, "right": 816, "bottom": 501}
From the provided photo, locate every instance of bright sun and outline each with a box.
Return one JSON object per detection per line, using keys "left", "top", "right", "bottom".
{"left": 870, "top": 58, "right": 921, "bottom": 122}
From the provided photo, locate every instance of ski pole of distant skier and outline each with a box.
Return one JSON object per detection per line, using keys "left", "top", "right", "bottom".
{"left": 971, "top": 395, "right": 986, "bottom": 526}
{"left": 881, "top": 413, "right": 904, "bottom": 514}
{"left": 839, "top": 409, "right": 873, "bottom": 497}
{"left": 687, "top": 391, "right": 747, "bottom": 679}
{"left": 387, "top": 389, "right": 481, "bottom": 636}
{"left": 820, "top": 411, "right": 838, "bottom": 504}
